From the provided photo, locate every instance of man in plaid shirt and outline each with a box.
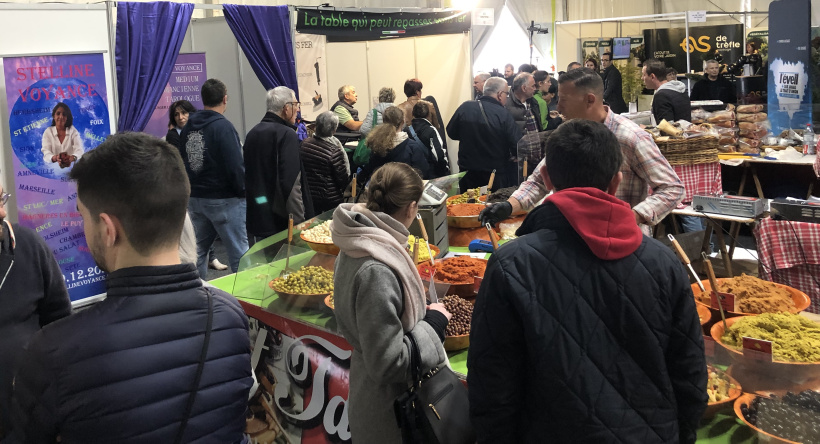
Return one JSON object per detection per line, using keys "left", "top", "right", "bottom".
{"left": 480, "top": 68, "right": 684, "bottom": 234}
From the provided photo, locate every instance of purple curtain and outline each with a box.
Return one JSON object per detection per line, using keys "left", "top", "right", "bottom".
{"left": 116, "top": 1, "right": 193, "bottom": 132}
{"left": 223, "top": 4, "right": 299, "bottom": 98}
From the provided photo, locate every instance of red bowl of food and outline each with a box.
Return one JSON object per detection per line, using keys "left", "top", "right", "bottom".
{"left": 417, "top": 257, "right": 488, "bottom": 298}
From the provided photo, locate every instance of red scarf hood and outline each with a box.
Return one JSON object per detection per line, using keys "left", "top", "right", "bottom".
{"left": 546, "top": 188, "right": 643, "bottom": 260}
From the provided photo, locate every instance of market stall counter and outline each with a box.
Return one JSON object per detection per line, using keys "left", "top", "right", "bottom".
{"left": 210, "top": 198, "right": 819, "bottom": 444}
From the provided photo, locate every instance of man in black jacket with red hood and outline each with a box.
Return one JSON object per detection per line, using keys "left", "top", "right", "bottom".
{"left": 244, "top": 86, "right": 314, "bottom": 244}
{"left": 468, "top": 119, "right": 707, "bottom": 443}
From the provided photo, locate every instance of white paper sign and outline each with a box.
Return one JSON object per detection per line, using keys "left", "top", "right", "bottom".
{"left": 688, "top": 10, "right": 707, "bottom": 22}
{"left": 293, "top": 33, "right": 328, "bottom": 121}
{"left": 473, "top": 8, "right": 494, "bottom": 26}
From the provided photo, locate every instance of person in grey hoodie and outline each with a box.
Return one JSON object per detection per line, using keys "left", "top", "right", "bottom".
{"left": 330, "top": 162, "right": 451, "bottom": 444}
{"left": 359, "top": 87, "right": 396, "bottom": 136}
{"left": 642, "top": 58, "right": 692, "bottom": 123}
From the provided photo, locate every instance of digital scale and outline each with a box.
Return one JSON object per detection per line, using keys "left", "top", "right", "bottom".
{"left": 410, "top": 183, "right": 449, "bottom": 255}
{"left": 770, "top": 198, "right": 820, "bottom": 224}
{"left": 419, "top": 182, "right": 448, "bottom": 206}
{"left": 692, "top": 194, "right": 767, "bottom": 218}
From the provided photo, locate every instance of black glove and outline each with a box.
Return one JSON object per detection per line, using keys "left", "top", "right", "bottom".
{"left": 478, "top": 201, "right": 512, "bottom": 227}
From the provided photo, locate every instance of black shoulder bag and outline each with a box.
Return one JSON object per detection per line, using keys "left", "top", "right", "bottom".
{"left": 393, "top": 334, "right": 475, "bottom": 444}
{"left": 174, "top": 288, "right": 214, "bottom": 444}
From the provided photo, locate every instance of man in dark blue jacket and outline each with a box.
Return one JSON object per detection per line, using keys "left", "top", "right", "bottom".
{"left": 179, "top": 78, "right": 248, "bottom": 278}
{"left": 7, "top": 132, "right": 253, "bottom": 444}
{"left": 468, "top": 119, "right": 707, "bottom": 443}
{"left": 447, "top": 76, "right": 521, "bottom": 192}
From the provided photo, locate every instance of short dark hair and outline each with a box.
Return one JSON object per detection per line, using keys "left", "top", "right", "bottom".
{"left": 533, "top": 70, "right": 549, "bottom": 84}
{"left": 643, "top": 59, "right": 667, "bottom": 80}
{"left": 168, "top": 100, "right": 196, "bottom": 128}
{"left": 558, "top": 67, "right": 604, "bottom": 97}
{"left": 51, "top": 102, "right": 73, "bottom": 128}
{"left": 518, "top": 63, "right": 535, "bottom": 73}
{"left": 547, "top": 76, "right": 558, "bottom": 95}
{"left": 69, "top": 132, "right": 190, "bottom": 255}
{"left": 412, "top": 101, "right": 430, "bottom": 119}
{"left": 201, "top": 78, "right": 227, "bottom": 107}
{"left": 545, "top": 119, "right": 623, "bottom": 191}
{"left": 600, "top": 52, "right": 612, "bottom": 61}
{"left": 567, "top": 62, "right": 582, "bottom": 71}
{"left": 403, "top": 79, "right": 423, "bottom": 98}
{"left": 666, "top": 67, "right": 678, "bottom": 77}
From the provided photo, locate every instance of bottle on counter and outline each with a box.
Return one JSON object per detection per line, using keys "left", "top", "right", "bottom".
{"left": 804, "top": 123, "right": 815, "bottom": 155}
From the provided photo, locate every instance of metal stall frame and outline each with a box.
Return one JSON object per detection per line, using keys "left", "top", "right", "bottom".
{"left": 555, "top": 10, "right": 769, "bottom": 90}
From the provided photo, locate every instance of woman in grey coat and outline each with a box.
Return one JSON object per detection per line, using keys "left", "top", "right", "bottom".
{"left": 330, "top": 162, "right": 451, "bottom": 443}
{"left": 359, "top": 87, "right": 396, "bottom": 136}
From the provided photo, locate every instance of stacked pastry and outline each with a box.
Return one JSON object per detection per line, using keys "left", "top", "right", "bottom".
{"left": 736, "top": 104, "right": 768, "bottom": 154}
{"left": 699, "top": 107, "right": 738, "bottom": 153}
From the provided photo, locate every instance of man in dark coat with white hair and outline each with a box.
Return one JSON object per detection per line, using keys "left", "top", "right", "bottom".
{"left": 244, "top": 86, "right": 315, "bottom": 243}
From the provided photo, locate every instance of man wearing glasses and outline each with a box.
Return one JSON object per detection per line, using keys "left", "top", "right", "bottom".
{"left": 179, "top": 78, "right": 249, "bottom": 279}
{"left": 0, "top": 186, "right": 70, "bottom": 439}
{"left": 243, "top": 87, "right": 315, "bottom": 245}
{"left": 447, "top": 76, "right": 522, "bottom": 192}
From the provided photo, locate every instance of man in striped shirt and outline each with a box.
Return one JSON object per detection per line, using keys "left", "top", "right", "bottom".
{"left": 480, "top": 68, "right": 684, "bottom": 234}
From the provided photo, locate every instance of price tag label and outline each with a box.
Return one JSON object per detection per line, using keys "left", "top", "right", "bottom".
{"left": 418, "top": 264, "right": 436, "bottom": 280}
{"left": 742, "top": 337, "right": 773, "bottom": 362}
{"left": 710, "top": 290, "right": 736, "bottom": 312}
{"left": 703, "top": 336, "right": 716, "bottom": 358}
{"left": 688, "top": 10, "right": 707, "bottom": 22}
{"left": 472, "top": 276, "right": 484, "bottom": 294}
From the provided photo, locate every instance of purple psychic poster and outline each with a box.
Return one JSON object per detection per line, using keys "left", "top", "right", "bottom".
{"left": 143, "top": 53, "right": 207, "bottom": 138}
{"left": 2, "top": 52, "right": 111, "bottom": 302}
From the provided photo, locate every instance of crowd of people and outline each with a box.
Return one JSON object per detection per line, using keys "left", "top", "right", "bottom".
{"left": 0, "top": 54, "right": 731, "bottom": 443}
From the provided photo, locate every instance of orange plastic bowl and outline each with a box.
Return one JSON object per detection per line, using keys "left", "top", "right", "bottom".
{"left": 446, "top": 194, "right": 487, "bottom": 205}
{"left": 733, "top": 393, "right": 801, "bottom": 444}
{"left": 697, "top": 304, "right": 711, "bottom": 326}
{"left": 691, "top": 279, "right": 810, "bottom": 317}
{"left": 443, "top": 333, "right": 469, "bottom": 351}
{"left": 710, "top": 317, "right": 820, "bottom": 380}
{"left": 703, "top": 365, "right": 742, "bottom": 418}
{"left": 300, "top": 232, "right": 340, "bottom": 256}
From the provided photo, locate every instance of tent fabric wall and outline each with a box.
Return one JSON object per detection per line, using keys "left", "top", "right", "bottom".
{"left": 116, "top": 1, "right": 194, "bottom": 132}
{"left": 180, "top": 17, "right": 268, "bottom": 141}
{"left": 223, "top": 4, "right": 298, "bottom": 95}
{"left": 567, "top": 0, "right": 655, "bottom": 21}
{"left": 323, "top": 32, "right": 471, "bottom": 172}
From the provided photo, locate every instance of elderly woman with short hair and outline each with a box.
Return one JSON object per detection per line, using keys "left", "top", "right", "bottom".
{"left": 300, "top": 111, "right": 351, "bottom": 214}
{"left": 359, "top": 87, "right": 396, "bottom": 136}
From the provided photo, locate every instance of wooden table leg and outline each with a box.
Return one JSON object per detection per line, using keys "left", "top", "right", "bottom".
{"left": 738, "top": 163, "right": 749, "bottom": 196}
{"left": 728, "top": 222, "right": 742, "bottom": 259}
{"left": 751, "top": 165, "right": 765, "bottom": 199}
{"left": 711, "top": 220, "right": 733, "bottom": 277}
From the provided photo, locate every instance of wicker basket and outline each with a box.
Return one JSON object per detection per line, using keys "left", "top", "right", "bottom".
{"left": 664, "top": 148, "right": 720, "bottom": 165}
{"left": 656, "top": 136, "right": 718, "bottom": 154}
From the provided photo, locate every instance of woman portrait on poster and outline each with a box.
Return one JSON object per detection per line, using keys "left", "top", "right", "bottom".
{"left": 165, "top": 100, "right": 196, "bottom": 149}
{"left": 41, "top": 102, "right": 84, "bottom": 169}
